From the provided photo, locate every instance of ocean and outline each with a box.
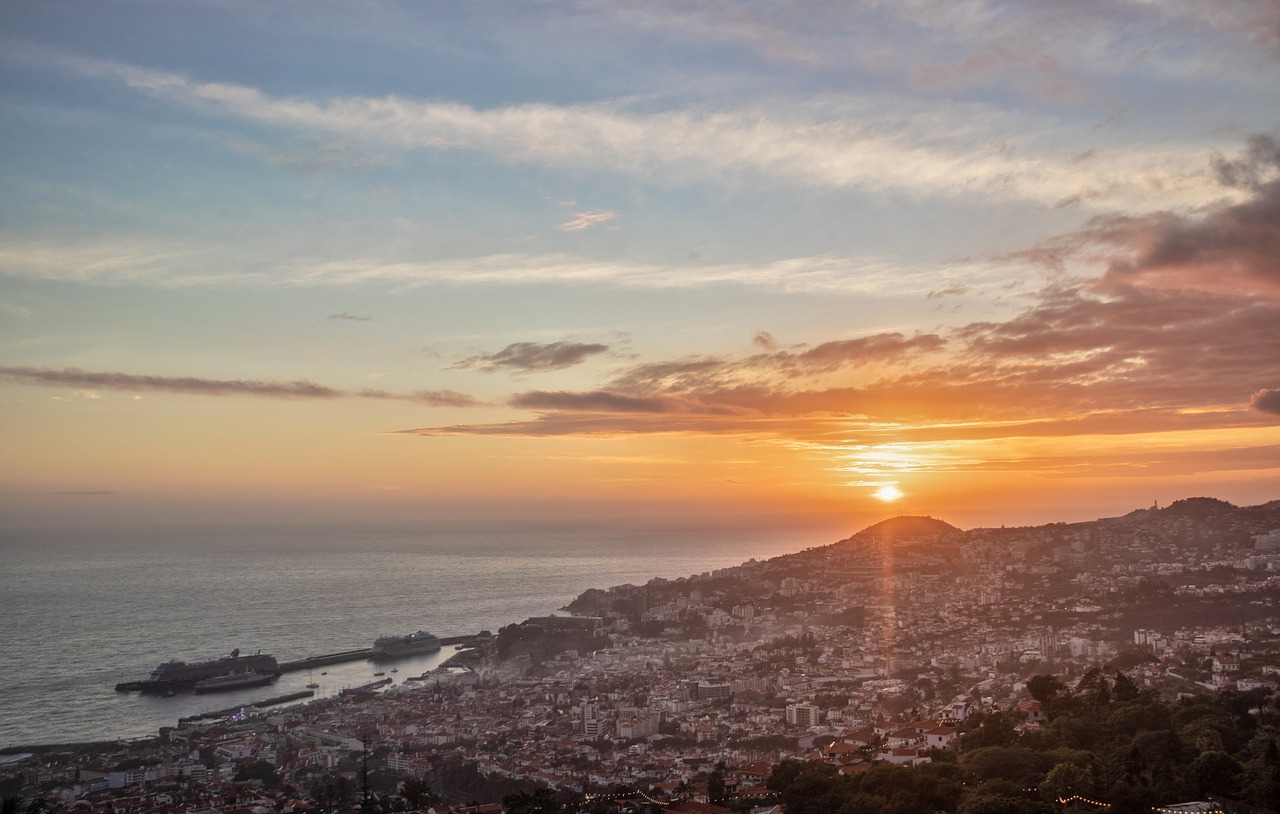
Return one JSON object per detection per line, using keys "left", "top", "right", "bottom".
{"left": 0, "top": 518, "right": 844, "bottom": 750}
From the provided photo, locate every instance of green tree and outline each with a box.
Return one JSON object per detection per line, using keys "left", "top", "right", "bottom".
{"left": 502, "top": 788, "right": 561, "bottom": 814}
{"left": 396, "top": 778, "right": 439, "bottom": 809}
{"left": 1187, "top": 750, "right": 1242, "bottom": 798}
{"left": 233, "top": 761, "right": 280, "bottom": 787}
{"left": 1027, "top": 675, "right": 1067, "bottom": 706}
{"left": 707, "top": 763, "right": 727, "bottom": 804}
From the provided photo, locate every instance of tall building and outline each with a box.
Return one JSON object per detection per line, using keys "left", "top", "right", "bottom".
{"left": 786, "top": 703, "right": 820, "bottom": 727}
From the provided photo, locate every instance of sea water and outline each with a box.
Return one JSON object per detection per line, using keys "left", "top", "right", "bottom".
{"left": 0, "top": 518, "right": 844, "bottom": 749}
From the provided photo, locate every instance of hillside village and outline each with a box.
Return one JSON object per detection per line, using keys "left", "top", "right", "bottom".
{"left": 5, "top": 497, "right": 1280, "bottom": 814}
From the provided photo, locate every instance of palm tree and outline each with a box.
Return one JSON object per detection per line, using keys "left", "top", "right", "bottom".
{"left": 2, "top": 796, "right": 47, "bottom": 814}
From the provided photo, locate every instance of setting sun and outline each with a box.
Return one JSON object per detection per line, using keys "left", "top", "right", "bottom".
{"left": 874, "top": 485, "right": 904, "bottom": 502}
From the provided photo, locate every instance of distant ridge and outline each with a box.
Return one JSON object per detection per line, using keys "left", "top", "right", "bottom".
{"left": 851, "top": 515, "right": 959, "bottom": 539}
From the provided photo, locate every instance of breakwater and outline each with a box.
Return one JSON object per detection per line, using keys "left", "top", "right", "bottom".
{"left": 276, "top": 633, "right": 489, "bottom": 672}
{"left": 178, "top": 690, "right": 316, "bottom": 723}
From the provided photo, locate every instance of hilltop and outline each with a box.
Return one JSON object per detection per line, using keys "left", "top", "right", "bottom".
{"left": 847, "top": 514, "right": 960, "bottom": 540}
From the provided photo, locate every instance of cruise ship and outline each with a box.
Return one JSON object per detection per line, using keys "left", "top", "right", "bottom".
{"left": 116, "top": 649, "right": 280, "bottom": 693}
{"left": 369, "top": 631, "right": 441, "bottom": 661}
{"left": 193, "top": 669, "right": 278, "bottom": 694}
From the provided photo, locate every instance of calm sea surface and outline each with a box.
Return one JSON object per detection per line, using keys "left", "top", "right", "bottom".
{"left": 0, "top": 519, "right": 843, "bottom": 750}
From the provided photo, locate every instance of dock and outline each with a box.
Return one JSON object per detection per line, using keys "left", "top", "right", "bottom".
{"left": 277, "top": 633, "right": 489, "bottom": 672}
{"left": 278, "top": 649, "right": 371, "bottom": 672}
{"left": 178, "top": 690, "right": 315, "bottom": 723}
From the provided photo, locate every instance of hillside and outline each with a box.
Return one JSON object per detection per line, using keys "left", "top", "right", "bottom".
{"left": 849, "top": 514, "right": 960, "bottom": 540}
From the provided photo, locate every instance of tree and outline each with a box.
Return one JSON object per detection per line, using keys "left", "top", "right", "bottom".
{"left": 2, "top": 797, "right": 45, "bottom": 814}
{"left": 1027, "top": 675, "right": 1067, "bottom": 706}
{"left": 707, "top": 763, "right": 727, "bottom": 804}
{"left": 397, "top": 778, "right": 439, "bottom": 809}
{"left": 1188, "top": 750, "right": 1242, "bottom": 798}
{"left": 233, "top": 761, "right": 280, "bottom": 787}
{"left": 1111, "top": 672, "right": 1141, "bottom": 703}
{"left": 502, "top": 788, "right": 561, "bottom": 814}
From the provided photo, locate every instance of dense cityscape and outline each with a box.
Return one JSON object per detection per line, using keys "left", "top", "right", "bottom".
{"left": 5, "top": 497, "right": 1280, "bottom": 814}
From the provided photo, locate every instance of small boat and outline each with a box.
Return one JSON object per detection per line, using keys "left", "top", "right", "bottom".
{"left": 390, "top": 668, "right": 398, "bottom": 673}
{"left": 373, "top": 671, "right": 386, "bottom": 677}
{"left": 306, "top": 682, "right": 320, "bottom": 689}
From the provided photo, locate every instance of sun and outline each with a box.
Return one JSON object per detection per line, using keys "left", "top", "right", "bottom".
{"left": 874, "top": 485, "right": 904, "bottom": 502}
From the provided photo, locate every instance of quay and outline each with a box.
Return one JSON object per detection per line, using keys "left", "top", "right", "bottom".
{"left": 278, "top": 649, "right": 370, "bottom": 672}
{"left": 178, "top": 690, "right": 315, "bottom": 723}
{"left": 276, "top": 632, "right": 489, "bottom": 673}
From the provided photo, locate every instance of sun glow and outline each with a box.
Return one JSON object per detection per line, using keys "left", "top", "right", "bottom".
{"left": 874, "top": 485, "right": 903, "bottom": 502}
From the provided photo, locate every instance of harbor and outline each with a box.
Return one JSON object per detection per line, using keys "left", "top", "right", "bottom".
{"left": 115, "top": 632, "right": 492, "bottom": 692}
{"left": 177, "top": 690, "right": 316, "bottom": 723}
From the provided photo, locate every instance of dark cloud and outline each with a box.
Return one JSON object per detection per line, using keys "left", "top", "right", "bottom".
{"left": 329, "top": 312, "right": 372, "bottom": 322}
{"left": 752, "top": 331, "right": 778, "bottom": 350}
{"left": 1038, "top": 136, "right": 1280, "bottom": 295}
{"left": 609, "top": 357, "right": 728, "bottom": 393}
{"left": 453, "top": 341, "right": 610, "bottom": 373}
{"left": 510, "top": 390, "right": 674, "bottom": 413}
{"left": 1212, "top": 134, "right": 1280, "bottom": 191}
{"left": 1253, "top": 388, "right": 1280, "bottom": 416}
{"left": 0, "top": 366, "right": 344, "bottom": 399}
{"left": 359, "top": 388, "right": 479, "bottom": 408}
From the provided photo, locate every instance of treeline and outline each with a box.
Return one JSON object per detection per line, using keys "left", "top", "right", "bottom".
{"left": 768, "top": 670, "right": 1280, "bottom": 814}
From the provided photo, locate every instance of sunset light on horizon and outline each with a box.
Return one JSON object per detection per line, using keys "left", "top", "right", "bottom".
{"left": 1, "top": 2, "right": 1277, "bottom": 532}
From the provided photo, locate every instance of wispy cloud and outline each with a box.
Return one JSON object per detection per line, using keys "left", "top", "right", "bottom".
{"left": 558, "top": 211, "right": 617, "bottom": 231}
{"left": 452, "top": 341, "right": 611, "bottom": 373}
{"left": 50, "top": 54, "right": 1239, "bottom": 210}
{"left": 0, "top": 238, "right": 1015, "bottom": 296}
{"left": 0, "top": 366, "right": 479, "bottom": 407}
{"left": 0, "top": 367, "right": 345, "bottom": 399}
{"left": 329, "top": 312, "right": 372, "bottom": 322}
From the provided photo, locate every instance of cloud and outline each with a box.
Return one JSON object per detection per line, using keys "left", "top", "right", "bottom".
{"left": 0, "top": 366, "right": 480, "bottom": 407}
{"left": 452, "top": 341, "right": 611, "bottom": 373}
{"left": 53, "top": 54, "right": 1239, "bottom": 210}
{"left": 0, "top": 237, "right": 1016, "bottom": 296}
{"left": 0, "top": 366, "right": 345, "bottom": 399}
{"left": 927, "top": 284, "right": 969, "bottom": 299}
{"left": 400, "top": 154, "right": 1280, "bottom": 441}
{"left": 329, "top": 312, "right": 372, "bottom": 322}
{"left": 1011, "top": 135, "right": 1280, "bottom": 296}
{"left": 358, "top": 388, "right": 480, "bottom": 408}
{"left": 1253, "top": 389, "right": 1280, "bottom": 416}
{"left": 509, "top": 390, "right": 676, "bottom": 414}
{"left": 752, "top": 331, "right": 778, "bottom": 350}
{"left": 558, "top": 211, "right": 617, "bottom": 231}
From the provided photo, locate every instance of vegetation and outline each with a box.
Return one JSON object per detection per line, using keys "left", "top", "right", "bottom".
{"left": 767, "top": 673, "right": 1280, "bottom": 814}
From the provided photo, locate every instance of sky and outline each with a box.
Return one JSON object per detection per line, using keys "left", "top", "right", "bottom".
{"left": 1, "top": 1, "right": 1278, "bottom": 532}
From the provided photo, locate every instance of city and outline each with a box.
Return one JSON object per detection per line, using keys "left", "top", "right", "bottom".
{"left": 6, "top": 498, "right": 1280, "bottom": 813}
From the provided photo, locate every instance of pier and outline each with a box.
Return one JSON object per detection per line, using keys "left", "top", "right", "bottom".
{"left": 278, "top": 649, "right": 371, "bottom": 672}
{"left": 178, "top": 690, "right": 315, "bottom": 723}
{"left": 276, "top": 633, "right": 489, "bottom": 673}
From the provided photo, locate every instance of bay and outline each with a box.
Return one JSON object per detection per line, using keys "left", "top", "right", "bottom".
{"left": 0, "top": 518, "right": 843, "bottom": 749}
